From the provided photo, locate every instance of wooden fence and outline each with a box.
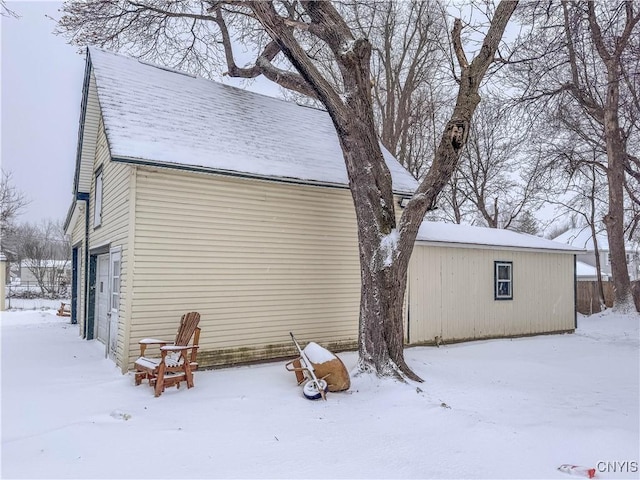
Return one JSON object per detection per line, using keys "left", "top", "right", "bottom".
{"left": 576, "top": 281, "right": 614, "bottom": 315}
{"left": 577, "top": 280, "right": 640, "bottom": 314}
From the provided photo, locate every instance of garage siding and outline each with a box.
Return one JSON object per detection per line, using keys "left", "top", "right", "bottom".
{"left": 88, "top": 118, "right": 133, "bottom": 370}
{"left": 407, "top": 244, "right": 575, "bottom": 344}
{"left": 70, "top": 206, "right": 86, "bottom": 334}
{"left": 128, "top": 167, "right": 362, "bottom": 368}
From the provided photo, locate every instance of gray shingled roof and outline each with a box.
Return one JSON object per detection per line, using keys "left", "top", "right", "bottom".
{"left": 88, "top": 48, "right": 418, "bottom": 194}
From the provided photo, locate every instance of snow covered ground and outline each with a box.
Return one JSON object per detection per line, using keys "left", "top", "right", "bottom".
{"left": 1, "top": 305, "right": 638, "bottom": 479}
{"left": 4, "top": 297, "right": 69, "bottom": 311}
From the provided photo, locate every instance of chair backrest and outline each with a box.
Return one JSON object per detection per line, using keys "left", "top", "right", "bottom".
{"left": 174, "top": 312, "right": 201, "bottom": 346}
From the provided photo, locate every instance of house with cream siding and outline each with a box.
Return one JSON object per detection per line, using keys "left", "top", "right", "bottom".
{"left": 63, "top": 47, "right": 418, "bottom": 371}
{"left": 64, "top": 48, "right": 581, "bottom": 373}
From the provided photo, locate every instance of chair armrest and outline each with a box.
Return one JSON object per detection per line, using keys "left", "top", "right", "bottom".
{"left": 138, "top": 338, "right": 169, "bottom": 357}
{"left": 139, "top": 338, "right": 169, "bottom": 345}
{"left": 160, "top": 345, "right": 194, "bottom": 351}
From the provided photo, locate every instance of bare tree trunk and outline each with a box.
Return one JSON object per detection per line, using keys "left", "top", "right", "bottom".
{"left": 256, "top": 1, "right": 516, "bottom": 380}
{"left": 588, "top": 3, "right": 636, "bottom": 312}
{"left": 603, "top": 88, "right": 633, "bottom": 311}
{"left": 509, "top": 2, "right": 637, "bottom": 311}
{"left": 586, "top": 166, "right": 607, "bottom": 308}
{"left": 589, "top": 224, "right": 607, "bottom": 309}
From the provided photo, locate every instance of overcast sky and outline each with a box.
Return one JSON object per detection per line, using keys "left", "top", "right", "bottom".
{"left": 1, "top": 1, "right": 282, "bottom": 227}
{"left": 1, "top": 2, "right": 557, "bottom": 233}
{"left": 2, "top": 1, "right": 84, "bottom": 225}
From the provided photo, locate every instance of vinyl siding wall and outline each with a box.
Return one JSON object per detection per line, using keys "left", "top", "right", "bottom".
{"left": 76, "top": 73, "right": 101, "bottom": 193}
{"left": 70, "top": 70, "right": 103, "bottom": 335}
{"left": 407, "top": 244, "right": 575, "bottom": 344}
{"left": 128, "top": 166, "right": 362, "bottom": 368}
{"left": 88, "top": 117, "right": 134, "bottom": 370}
{"left": 70, "top": 212, "right": 86, "bottom": 333}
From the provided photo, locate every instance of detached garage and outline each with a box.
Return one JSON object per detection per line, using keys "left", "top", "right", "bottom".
{"left": 407, "top": 222, "right": 583, "bottom": 345}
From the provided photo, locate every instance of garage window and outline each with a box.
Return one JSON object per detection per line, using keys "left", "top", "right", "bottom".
{"left": 494, "top": 261, "right": 513, "bottom": 300}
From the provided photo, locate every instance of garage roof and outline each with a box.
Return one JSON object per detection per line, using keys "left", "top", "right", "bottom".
{"left": 416, "top": 221, "right": 584, "bottom": 253}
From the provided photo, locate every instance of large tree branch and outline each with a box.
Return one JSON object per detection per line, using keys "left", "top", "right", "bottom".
{"left": 211, "top": 3, "right": 317, "bottom": 98}
{"left": 587, "top": 2, "right": 640, "bottom": 62}
{"left": 559, "top": 1, "right": 605, "bottom": 123}
{"left": 248, "top": 2, "right": 347, "bottom": 120}
{"left": 298, "top": 0, "right": 375, "bottom": 108}
{"left": 451, "top": 18, "right": 469, "bottom": 69}
{"left": 398, "top": 0, "right": 518, "bottom": 251}
{"left": 614, "top": 2, "right": 640, "bottom": 58}
{"left": 299, "top": 1, "right": 355, "bottom": 55}
{"left": 625, "top": 153, "right": 640, "bottom": 182}
{"left": 585, "top": 2, "right": 611, "bottom": 64}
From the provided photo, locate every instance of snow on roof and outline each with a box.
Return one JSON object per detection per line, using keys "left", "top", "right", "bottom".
{"left": 416, "top": 221, "right": 584, "bottom": 252}
{"left": 87, "top": 48, "right": 418, "bottom": 194}
{"left": 575, "top": 261, "right": 608, "bottom": 278}
{"left": 552, "top": 227, "right": 610, "bottom": 251}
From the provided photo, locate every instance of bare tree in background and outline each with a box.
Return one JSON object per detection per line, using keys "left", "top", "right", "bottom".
{"left": 0, "top": 170, "right": 29, "bottom": 241}
{"left": 428, "top": 97, "right": 549, "bottom": 231}
{"left": 281, "top": 1, "right": 452, "bottom": 180}
{"left": 58, "top": 0, "right": 518, "bottom": 380}
{"left": 446, "top": 99, "right": 546, "bottom": 229}
{"left": 14, "top": 220, "right": 71, "bottom": 297}
{"left": 1, "top": 1, "right": 18, "bottom": 18}
{"left": 436, "top": 167, "right": 469, "bottom": 224}
{"left": 554, "top": 161, "right": 610, "bottom": 309}
{"left": 351, "top": 1, "right": 450, "bottom": 179}
{"left": 510, "top": 1, "right": 639, "bottom": 312}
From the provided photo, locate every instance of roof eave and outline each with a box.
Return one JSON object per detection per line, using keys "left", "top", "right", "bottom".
{"left": 112, "top": 155, "right": 416, "bottom": 196}
{"left": 71, "top": 47, "right": 93, "bottom": 197}
{"left": 63, "top": 193, "right": 89, "bottom": 236}
{"left": 414, "top": 239, "right": 585, "bottom": 255}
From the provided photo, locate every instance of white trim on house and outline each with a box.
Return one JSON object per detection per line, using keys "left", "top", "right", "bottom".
{"left": 63, "top": 200, "right": 86, "bottom": 237}
{"left": 89, "top": 239, "right": 112, "bottom": 253}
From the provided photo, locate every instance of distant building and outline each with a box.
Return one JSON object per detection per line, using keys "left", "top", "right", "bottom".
{"left": 552, "top": 227, "right": 639, "bottom": 281}
{"left": 575, "top": 260, "right": 609, "bottom": 282}
{"left": 19, "top": 259, "right": 71, "bottom": 289}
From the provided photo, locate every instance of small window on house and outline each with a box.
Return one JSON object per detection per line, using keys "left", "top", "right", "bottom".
{"left": 494, "top": 261, "right": 513, "bottom": 300}
{"left": 94, "top": 169, "right": 103, "bottom": 227}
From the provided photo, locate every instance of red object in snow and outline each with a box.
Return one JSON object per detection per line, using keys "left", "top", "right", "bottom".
{"left": 558, "top": 464, "right": 596, "bottom": 478}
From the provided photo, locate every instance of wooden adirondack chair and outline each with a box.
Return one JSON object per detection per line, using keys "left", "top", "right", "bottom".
{"left": 134, "top": 312, "right": 201, "bottom": 397}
